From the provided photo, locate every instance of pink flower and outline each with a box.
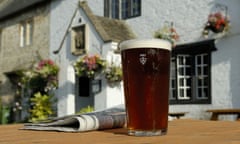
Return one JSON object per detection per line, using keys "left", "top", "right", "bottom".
{"left": 82, "top": 55, "right": 99, "bottom": 70}
{"left": 36, "top": 59, "right": 57, "bottom": 71}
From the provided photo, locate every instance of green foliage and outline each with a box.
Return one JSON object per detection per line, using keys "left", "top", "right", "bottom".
{"left": 19, "top": 59, "right": 59, "bottom": 93}
{"left": 105, "top": 64, "right": 123, "bottom": 83}
{"left": 29, "top": 92, "right": 54, "bottom": 122}
{"left": 76, "top": 105, "right": 94, "bottom": 114}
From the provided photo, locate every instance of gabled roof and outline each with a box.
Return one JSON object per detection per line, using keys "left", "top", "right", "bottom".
{"left": 0, "top": 0, "right": 49, "bottom": 20}
{"left": 79, "top": 1, "right": 136, "bottom": 43}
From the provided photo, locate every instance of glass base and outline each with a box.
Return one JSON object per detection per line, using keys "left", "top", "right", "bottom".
{"left": 128, "top": 129, "right": 167, "bottom": 136}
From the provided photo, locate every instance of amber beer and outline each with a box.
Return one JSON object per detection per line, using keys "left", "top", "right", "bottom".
{"left": 119, "top": 39, "right": 171, "bottom": 136}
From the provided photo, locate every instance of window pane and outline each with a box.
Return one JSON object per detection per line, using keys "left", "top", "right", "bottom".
{"left": 132, "top": 0, "right": 141, "bottom": 16}
{"left": 203, "top": 54, "right": 208, "bottom": 64}
{"left": 186, "top": 67, "right": 191, "bottom": 75}
{"left": 179, "top": 67, "right": 184, "bottom": 75}
{"left": 197, "top": 88, "right": 202, "bottom": 98}
{"left": 170, "top": 89, "right": 176, "bottom": 100}
{"left": 204, "top": 77, "right": 208, "bottom": 86}
{"left": 197, "top": 67, "right": 202, "bottom": 75}
{"left": 178, "top": 56, "right": 184, "bottom": 65}
{"left": 170, "top": 58, "right": 176, "bottom": 99}
{"left": 179, "top": 78, "right": 184, "bottom": 86}
{"left": 121, "top": 0, "right": 129, "bottom": 19}
{"left": 187, "top": 78, "right": 191, "bottom": 86}
{"left": 197, "top": 77, "right": 202, "bottom": 86}
{"left": 187, "top": 89, "right": 191, "bottom": 98}
{"left": 203, "top": 88, "right": 208, "bottom": 97}
{"left": 197, "top": 55, "right": 201, "bottom": 65}
{"left": 203, "top": 66, "right": 208, "bottom": 75}
{"left": 104, "top": 0, "right": 110, "bottom": 17}
{"left": 112, "top": 0, "right": 119, "bottom": 18}
{"left": 171, "top": 79, "right": 175, "bottom": 88}
{"left": 171, "top": 59, "right": 176, "bottom": 79}
{"left": 19, "top": 24, "right": 25, "bottom": 47}
{"left": 185, "top": 57, "right": 191, "bottom": 65}
{"left": 26, "top": 20, "right": 33, "bottom": 46}
{"left": 179, "top": 89, "right": 184, "bottom": 98}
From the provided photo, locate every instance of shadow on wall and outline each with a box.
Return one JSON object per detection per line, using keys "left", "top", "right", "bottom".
{"left": 211, "top": 0, "right": 240, "bottom": 108}
{"left": 213, "top": 36, "right": 240, "bottom": 108}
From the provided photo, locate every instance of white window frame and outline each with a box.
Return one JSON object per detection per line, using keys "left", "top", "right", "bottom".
{"left": 177, "top": 55, "right": 191, "bottom": 100}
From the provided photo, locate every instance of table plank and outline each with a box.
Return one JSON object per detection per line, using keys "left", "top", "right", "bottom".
{"left": 0, "top": 119, "right": 240, "bottom": 144}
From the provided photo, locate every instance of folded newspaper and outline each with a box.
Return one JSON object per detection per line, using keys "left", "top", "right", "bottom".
{"left": 22, "top": 104, "right": 126, "bottom": 132}
{"left": 22, "top": 104, "right": 174, "bottom": 132}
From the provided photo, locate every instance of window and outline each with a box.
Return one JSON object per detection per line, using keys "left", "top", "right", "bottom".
{"left": 104, "top": 0, "right": 141, "bottom": 19}
{"left": 20, "top": 19, "right": 33, "bottom": 47}
{"left": 170, "top": 40, "right": 216, "bottom": 104}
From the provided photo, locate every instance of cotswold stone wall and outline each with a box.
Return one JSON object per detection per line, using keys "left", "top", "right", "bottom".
{"left": 0, "top": 4, "right": 50, "bottom": 104}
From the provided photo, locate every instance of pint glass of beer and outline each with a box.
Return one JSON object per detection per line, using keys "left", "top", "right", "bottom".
{"left": 119, "top": 39, "right": 172, "bottom": 136}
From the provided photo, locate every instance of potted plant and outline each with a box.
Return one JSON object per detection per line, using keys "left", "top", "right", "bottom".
{"left": 16, "top": 59, "right": 59, "bottom": 122}
{"left": 74, "top": 54, "right": 106, "bottom": 78}
{"left": 203, "top": 12, "right": 230, "bottom": 37}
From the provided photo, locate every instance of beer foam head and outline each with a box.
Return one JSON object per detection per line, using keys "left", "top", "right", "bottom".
{"left": 119, "top": 39, "right": 172, "bottom": 51}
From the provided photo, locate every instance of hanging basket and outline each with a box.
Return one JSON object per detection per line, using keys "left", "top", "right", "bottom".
{"left": 205, "top": 23, "right": 226, "bottom": 33}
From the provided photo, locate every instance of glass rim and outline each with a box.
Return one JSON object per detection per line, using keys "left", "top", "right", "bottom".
{"left": 119, "top": 39, "right": 172, "bottom": 51}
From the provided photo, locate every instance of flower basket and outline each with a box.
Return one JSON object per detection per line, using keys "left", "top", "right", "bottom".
{"left": 203, "top": 12, "right": 230, "bottom": 37}
{"left": 154, "top": 22, "right": 179, "bottom": 46}
{"left": 20, "top": 59, "right": 59, "bottom": 92}
{"left": 35, "top": 59, "right": 59, "bottom": 90}
{"left": 35, "top": 59, "right": 59, "bottom": 77}
{"left": 74, "top": 54, "right": 106, "bottom": 78}
{"left": 105, "top": 64, "right": 123, "bottom": 85}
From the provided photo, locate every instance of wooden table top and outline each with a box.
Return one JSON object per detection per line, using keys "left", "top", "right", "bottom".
{"left": 1, "top": 119, "right": 240, "bottom": 144}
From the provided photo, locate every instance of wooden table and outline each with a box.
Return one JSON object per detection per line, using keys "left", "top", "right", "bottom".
{"left": 206, "top": 109, "right": 240, "bottom": 121}
{"left": 0, "top": 119, "right": 240, "bottom": 144}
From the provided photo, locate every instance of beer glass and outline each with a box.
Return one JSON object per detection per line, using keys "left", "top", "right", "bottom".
{"left": 119, "top": 39, "right": 171, "bottom": 136}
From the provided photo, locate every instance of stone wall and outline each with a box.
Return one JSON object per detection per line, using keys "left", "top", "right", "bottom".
{"left": 0, "top": 4, "right": 50, "bottom": 104}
